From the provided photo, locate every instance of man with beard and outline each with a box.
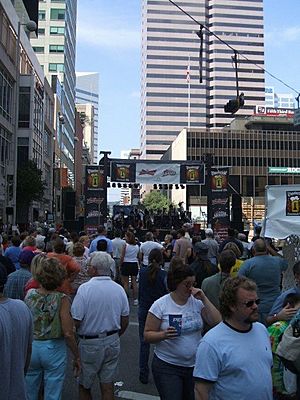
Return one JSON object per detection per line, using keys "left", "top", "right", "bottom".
{"left": 193, "top": 277, "right": 273, "bottom": 400}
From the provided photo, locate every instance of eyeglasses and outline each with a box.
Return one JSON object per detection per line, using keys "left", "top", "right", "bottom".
{"left": 241, "top": 298, "right": 260, "bottom": 308}
{"left": 183, "top": 281, "right": 196, "bottom": 289}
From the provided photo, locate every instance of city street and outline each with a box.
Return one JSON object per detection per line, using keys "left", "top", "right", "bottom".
{"left": 62, "top": 299, "right": 159, "bottom": 400}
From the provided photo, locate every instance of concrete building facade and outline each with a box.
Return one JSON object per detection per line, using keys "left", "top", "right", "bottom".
{"left": 31, "top": 0, "right": 77, "bottom": 185}
{"left": 75, "top": 72, "right": 99, "bottom": 163}
{"left": 141, "top": 0, "right": 265, "bottom": 159}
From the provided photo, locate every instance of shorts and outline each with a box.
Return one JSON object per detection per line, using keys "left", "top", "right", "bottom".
{"left": 121, "top": 262, "right": 139, "bottom": 277}
{"left": 79, "top": 333, "right": 120, "bottom": 388}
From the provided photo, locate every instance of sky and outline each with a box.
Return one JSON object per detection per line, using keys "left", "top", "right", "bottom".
{"left": 76, "top": 0, "right": 300, "bottom": 160}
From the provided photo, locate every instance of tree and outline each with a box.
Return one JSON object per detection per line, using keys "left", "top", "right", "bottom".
{"left": 16, "top": 160, "right": 46, "bottom": 223}
{"left": 142, "top": 190, "right": 172, "bottom": 212}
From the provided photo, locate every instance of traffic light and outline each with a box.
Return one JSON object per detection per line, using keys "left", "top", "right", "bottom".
{"left": 224, "top": 93, "right": 245, "bottom": 114}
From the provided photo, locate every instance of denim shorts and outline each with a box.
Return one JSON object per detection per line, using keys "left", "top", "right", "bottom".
{"left": 79, "top": 333, "right": 120, "bottom": 388}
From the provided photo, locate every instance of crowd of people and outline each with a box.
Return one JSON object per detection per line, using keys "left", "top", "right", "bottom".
{"left": 1, "top": 222, "right": 300, "bottom": 400}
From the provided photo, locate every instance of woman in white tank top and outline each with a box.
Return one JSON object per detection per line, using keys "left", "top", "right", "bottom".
{"left": 120, "top": 231, "right": 139, "bottom": 305}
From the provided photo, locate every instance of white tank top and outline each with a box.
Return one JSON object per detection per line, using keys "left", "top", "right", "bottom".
{"left": 124, "top": 244, "right": 139, "bottom": 263}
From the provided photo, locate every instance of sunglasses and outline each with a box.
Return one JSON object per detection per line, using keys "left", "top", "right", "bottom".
{"left": 242, "top": 298, "right": 260, "bottom": 308}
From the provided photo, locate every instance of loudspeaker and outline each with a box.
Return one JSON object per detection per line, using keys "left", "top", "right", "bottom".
{"left": 63, "top": 191, "right": 76, "bottom": 220}
{"left": 231, "top": 193, "right": 243, "bottom": 232}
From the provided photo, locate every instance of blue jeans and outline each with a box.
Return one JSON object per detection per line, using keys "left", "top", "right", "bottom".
{"left": 152, "top": 354, "right": 195, "bottom": 400}
{"left": 138, "top": 307, "right": 150, "bottom": 379}
{"left": 26, "top": 339, "right": 67, "bottom": 400}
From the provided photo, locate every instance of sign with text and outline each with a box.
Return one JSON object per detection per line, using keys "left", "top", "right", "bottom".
{"left": 84, "top": 166, "right": 106, "bottom": 232}
{"left": 211, "top": 167, "right": 230, "bottom": 241}
{"left": 286, "top": 191, "right": 300, "bottom": 216}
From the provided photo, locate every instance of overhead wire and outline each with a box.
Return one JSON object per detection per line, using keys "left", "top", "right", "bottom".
{"left": 168, "top": 0, "right": 300, "bottom": 96}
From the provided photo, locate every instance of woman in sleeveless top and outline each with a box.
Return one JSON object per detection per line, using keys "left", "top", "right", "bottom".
{"left": 25, "top": 254, "right": 80, "bottom": 400}
{"left": 120, "top": 231, "right": 139, "bottom": 305}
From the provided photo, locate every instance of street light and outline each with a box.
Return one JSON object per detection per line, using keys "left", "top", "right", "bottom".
{"left": 12, "top": 19, "right": 37, "bottom": 229}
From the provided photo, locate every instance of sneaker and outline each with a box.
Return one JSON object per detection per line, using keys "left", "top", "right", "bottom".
{"left": 133, "top": 299, "right": 139, "bottom": 306}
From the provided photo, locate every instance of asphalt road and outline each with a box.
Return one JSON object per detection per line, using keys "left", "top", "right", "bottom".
{"left": 62, "top": 298, "right": 160, "bottom": 399}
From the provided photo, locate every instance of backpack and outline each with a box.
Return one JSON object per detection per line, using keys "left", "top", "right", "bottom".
{"left": 276, "top": 310, "right": 300, "bottom": 374}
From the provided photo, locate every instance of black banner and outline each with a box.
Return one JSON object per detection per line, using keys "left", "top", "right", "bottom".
{"left": 180, "top": 164, "right": 205, "bottom": 185}
{"left": 111, "top": 162, "right": 136, "bottom": 183}
{"left": 211, "top": 167, "right": 230, "bottom": 241}
{"left": 286, "top": 191, "right": 300, "bottom": 216}
{"left": 84, "top": 166, "right": 106, "bottom": 235}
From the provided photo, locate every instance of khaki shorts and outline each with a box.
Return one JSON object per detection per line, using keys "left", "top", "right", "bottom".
{"left": 79, "top": 333, "right": 120, "bottom": 388}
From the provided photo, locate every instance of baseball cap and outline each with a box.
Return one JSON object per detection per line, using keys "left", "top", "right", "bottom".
{"left": 19, "top": 250, "right": 36, "bottom": 267}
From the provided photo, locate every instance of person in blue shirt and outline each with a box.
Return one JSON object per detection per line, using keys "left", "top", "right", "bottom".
{"left": 266, "top": 261, "right": 300, "bottom": 326}
{"left": 4, "top": 235, "right": 22, "bottom": 270}
{"left": 89, "top": 225, "right": 113, "bottom": 256}
{"left": 238, "top": 238, "right": 288, "bottom": 325}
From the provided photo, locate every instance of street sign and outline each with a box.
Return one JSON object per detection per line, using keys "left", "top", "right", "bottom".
{"left": 268, "top": 167, "right": 300, "bottom": 174}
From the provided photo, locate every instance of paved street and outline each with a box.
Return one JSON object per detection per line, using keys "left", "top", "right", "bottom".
{"left": 62, "top": 299, "right": 160, "bottom": 399}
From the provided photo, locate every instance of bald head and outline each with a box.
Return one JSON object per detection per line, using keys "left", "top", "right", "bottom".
{"left": 253, "top": 238, "right": 267, "bottom": 254}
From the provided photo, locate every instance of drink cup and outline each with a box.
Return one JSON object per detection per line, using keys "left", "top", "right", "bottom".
{"left": 169, "top": 314, "right": 182, "bottom": 336}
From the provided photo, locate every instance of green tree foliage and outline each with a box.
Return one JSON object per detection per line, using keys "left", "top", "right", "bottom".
{"left": 16, "top": 160, "right": 46, "bottom": 206}
{"left": 142, "top": 190, "right": 172, "bottom": 212}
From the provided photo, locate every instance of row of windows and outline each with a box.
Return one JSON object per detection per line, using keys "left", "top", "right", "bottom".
{"left": 209, "top": 4, "right": 263, "bottom": 12}
{"left": 209, "top": 13, "right": 263, "bottom": 20}
{"left": 187, "top": 137, "right": 300, "bottom": 151}
{"left": 148, "top": 1, "right": 200, "bottom": 7}
{"left": 38, "top": 26, "right": 65, "bottom": 35}
{"left": 148, "top": 10, "right": 204, "bottom": 17}
{"left": 0, "top": 125, "right": 11, "bottom": 169}
{"left": 39, "top": 8, "right": 65, "bottom": 21}
{"left": 209, "top": 22, "right": 263, "bottom": 29}
{"left": 49, "top": 44, "right": 64, "bottom": 52}
{"left": 49, "top": 63, "right": 64, "bottom": 72}
{"left": 0, "top": 67, "right": 13, "bottom": 123}
{"left": 146, "top": 111, "right": 206, "bottom": 117}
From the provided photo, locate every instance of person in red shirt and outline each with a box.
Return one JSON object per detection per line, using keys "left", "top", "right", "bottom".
{"left": 47, "top": 238, "right": 80, "bottom": 295}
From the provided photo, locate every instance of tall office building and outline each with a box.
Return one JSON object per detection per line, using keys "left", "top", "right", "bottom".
{"left": 265, "top": 86, "right": 295, "bottom": 109}
{"left": 141, "top": 0, "right": 265, "bottom": 159}
{"left": 75, "top": 72, "right": 100, "bottom": 163}
{"left": 31, "top": 0, "right": 77, "bottom": 184}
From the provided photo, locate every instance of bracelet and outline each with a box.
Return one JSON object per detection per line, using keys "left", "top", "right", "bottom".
{"left": 273, "top": 314, "right": 278, "bottom": 322}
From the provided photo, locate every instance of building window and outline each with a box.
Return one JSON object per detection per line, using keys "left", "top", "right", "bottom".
{"left": 38, "top": 28, "right": 45, "bottom": 35}
{"left": 18, "top": 87, "right": 31, "bottom": 128}
{"left": 50, "top": 8, "right": 65, "bottom": 20}
{"left": 38, "top": 10, "right": 46, "bottom": 20}
{"left": 0, "top": 67, "right": 13, "bottom": 122}
{"left": 49, "top": 63, "right": 64, "bottom": 72}
{"left": 50, "top": 26, "right": 65, "bottom": 35}
{"left": 32, "top": 46, "right": 44, "bottom": 53}
{"left": 49, "top": 44, "right": 64, "bottom": 53}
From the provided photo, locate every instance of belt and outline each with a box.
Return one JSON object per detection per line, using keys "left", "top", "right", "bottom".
{"left": 78, "top": 330, "right": 119, "bottom": 340}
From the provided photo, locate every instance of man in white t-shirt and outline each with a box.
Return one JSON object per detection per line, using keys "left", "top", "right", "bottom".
{"left": 112, "top": 230, "right": 126, "bottom": 283}
{"left": 139, "top": 231, "right": 163, "bottom": 266}
{"left": 194, "top": 276, "right": 273, "bottom": 400}
{"left": 71, "top": 252, "right": 129, "bottom": 400}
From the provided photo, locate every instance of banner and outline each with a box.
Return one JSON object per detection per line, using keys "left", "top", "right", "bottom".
{"left": 110, "top": 159, "right": 205, "bottom": 185}
{"left": 84, "top": 165, "right": 106, "bottom": 234}
{"left": 180, "top": 164, "right": 205, "bottom": 184}
{"left": 111, "top": 162, "right": 136, "bottom": 183}
{"left": 211, "top": 167, "right": 230, "bottom": 241}
{"left": 136, "top": 163, "right": 181, "bottom": 184}
{"left": 262, "top": 185, "right": 300, "bottom": 239}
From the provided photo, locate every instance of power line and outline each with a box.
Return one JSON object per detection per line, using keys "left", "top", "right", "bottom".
{"left": 168, "top": 0, "right": 300, "bottom": 96}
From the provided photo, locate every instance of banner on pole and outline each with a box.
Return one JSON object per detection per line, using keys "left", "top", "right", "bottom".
{"left": 84, "top": 166, "right": 106, "bottom": 235}
{"left": 211, "top": 167, "right": 230, "bottom": 241}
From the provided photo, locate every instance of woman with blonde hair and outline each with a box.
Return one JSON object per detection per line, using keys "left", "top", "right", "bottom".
{"left": 223, "top": 241, "right": 243, "bottom": 277}
{"left": 25, "top": 255, "right": 80, "bottom": 400}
